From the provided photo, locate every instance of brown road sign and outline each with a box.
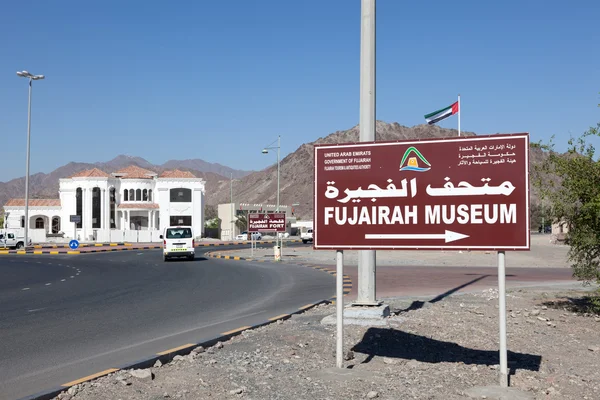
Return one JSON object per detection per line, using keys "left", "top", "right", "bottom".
{"left": 313, "top": 133, "right": 530, "bottom": 251}
{"left": 248, "top": 213, "right": 286, "bottom": 232}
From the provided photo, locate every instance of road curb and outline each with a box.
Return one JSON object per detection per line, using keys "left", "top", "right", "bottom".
{"left": 0, "top": 246, "right": 162, "bottom": 255}
{"left": 32, "top": 242, "right": 133, "bottom": 249}
{"left": 204, "top": 249, "right": 352, "bottom": 299}
{"left": 16, "top": 299, "right": 333, "bottom": 400}
{"left": 1, "top": 240, "right": 303, "bottom": 255}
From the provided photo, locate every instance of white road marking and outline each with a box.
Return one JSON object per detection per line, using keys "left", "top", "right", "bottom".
{"left": 70, "top": 276, "right": 75, "bottom": 279}
{"left": 28, "top": 308, "right": 46, "bottom": 313}
{"left": 45, "top": 283, "right": 51, "bottom": 286}
{"left": 22, "top": 288, "right": 30, "bottom": 291}
{"left": 61, "top": 279, "right": 66, "bottom": 282}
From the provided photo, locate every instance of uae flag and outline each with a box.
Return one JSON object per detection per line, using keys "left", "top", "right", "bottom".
{"left": 424, "top": 101, "right": 459, "bottom": 125}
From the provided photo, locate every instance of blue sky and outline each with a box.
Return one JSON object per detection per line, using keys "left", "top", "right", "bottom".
{"left": 1, "top": 0, "right": 598, "bottom": 182}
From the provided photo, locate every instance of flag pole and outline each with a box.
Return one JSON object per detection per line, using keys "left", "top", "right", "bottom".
{"left": 458, "top": 93, "right": 461, "bottom": 137}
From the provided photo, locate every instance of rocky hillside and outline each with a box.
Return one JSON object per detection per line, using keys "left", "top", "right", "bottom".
{"left": 209, "top": 121, "right": 547, "bottom": 220}
{"left": 0, "top": 156, "right": 253, "bottom": 209}
{"left": 1, "top": 122, "right": 548, "bottom": 225}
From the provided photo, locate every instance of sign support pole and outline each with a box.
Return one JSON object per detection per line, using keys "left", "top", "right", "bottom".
{"left": 336, "top": 249, "right": 344, "bottom": 368}
{"left": 458, "top": 93, "right": 461, "bottom": 137}
{"left": 498, "top": 250, "right": 508, "bottom": 387}
{"left": 356, "top": 0, "right": 378, "bottom": 306}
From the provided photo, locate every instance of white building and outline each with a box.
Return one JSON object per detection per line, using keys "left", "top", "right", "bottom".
{"left": 3, "top": 165, "right": 206, "bottom": 243}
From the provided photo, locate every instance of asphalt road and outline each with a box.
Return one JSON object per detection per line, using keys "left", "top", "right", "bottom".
{"left": 0, "top": 244, "right": 334, "bottom": 400}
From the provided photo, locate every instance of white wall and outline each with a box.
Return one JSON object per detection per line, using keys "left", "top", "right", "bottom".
{"left": 155, "top": 178, "right": 205, "bottom": 237}
{"left": 3, "top": 206, "right": 62, "bottom": 234}
{"left": 29, "top": 229, "right": 47, "bottom": 244}
{"left": 218, "top": 203, "right": 237, "bottom": 240}
{"left": 110, "top": 230, "right": 125, "bottom": 243}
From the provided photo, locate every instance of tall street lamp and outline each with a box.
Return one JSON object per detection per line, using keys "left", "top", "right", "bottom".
{"left": 262, "top": 135, "right": 281, "bottom": 247}
{"left": 16, "top": 70, "right": 45, "bottom": 249}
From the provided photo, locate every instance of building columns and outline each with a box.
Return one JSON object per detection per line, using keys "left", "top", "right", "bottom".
{"left": 81, "top": 188, "right": 87, "bottom": 239}
{"left": 101, "top": 189, "right": 105, "bottom": 229}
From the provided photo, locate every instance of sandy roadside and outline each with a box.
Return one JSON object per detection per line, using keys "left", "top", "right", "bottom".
{"left": 56, "top": 285, "right": 600, "bottom": 400}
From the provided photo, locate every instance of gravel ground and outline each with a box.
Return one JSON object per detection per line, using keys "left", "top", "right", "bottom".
{"left": 228, "top": 235, "right": 570, "bottom": 268}
{"left": 56, "top": 285, "right": 600, "bottom": 400}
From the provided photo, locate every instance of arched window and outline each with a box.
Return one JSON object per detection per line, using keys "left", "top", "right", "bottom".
{"left": 35, "top": 217, "right": 44, "bottom": 229}
{"left": 129, "top": 189, "right": 134, "bottom": 201}
{"left": 124, "top": 189, "right": 129, "bottom": 201}
{"left": 143, "top": 189, "right": 148, "bottom": 201}
{"left": 148, "top": 189, "right": 152, "bottom": 202}
{"left": 170, "top": 188, "right": 192, "bottom": 202}
{"left": 136, "top": 189, "right": 142, "bottom": 201}
{"left": 52, "top": 217, "right": 60, "bottom": 234}
{"left": 76, "top": 188, "right": 82, "bottom": 228}
{"left": 92, "top": 187, "right": 101, "bottom": 228}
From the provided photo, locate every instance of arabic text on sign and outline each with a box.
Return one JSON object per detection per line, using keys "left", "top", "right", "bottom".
{"left": 426, "top": 178, "right": 515, "bottom": 197}
{"left": 325, "top": 177, "right": 515, "bottom": 203}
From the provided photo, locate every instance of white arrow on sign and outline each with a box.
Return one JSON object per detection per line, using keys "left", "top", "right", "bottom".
{"left": 365, "top": 230, "right": 470, "bottom": 243}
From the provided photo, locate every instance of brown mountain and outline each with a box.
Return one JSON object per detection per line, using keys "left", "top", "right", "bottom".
{"left": 0, "top": 157, "right": 252, "bottom": 210}
{"left": 210, "top": 121, "right": 547, "bottom": 222}
{"left": 1, "top": 121, "right": 547, "bottom": 226}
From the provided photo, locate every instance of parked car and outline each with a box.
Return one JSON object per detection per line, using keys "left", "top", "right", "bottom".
{"left": 0, "top": 230, "right": 28, "bottom": 249}
{"left": 160, "top": 226, "right": 195, "bottom": 261}
{"left": 301, "top": 228, "right": 313, "bottom": 244}
{"left": 236, "top": 231, "right": 262, "bottom": 240}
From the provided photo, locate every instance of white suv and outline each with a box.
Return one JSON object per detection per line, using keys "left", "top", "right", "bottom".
{"left": 160, "top": 226, "right": 195, "bottom": 261}
{"left": 236, "top": 231, "right": 262, "bottom": 240}
{"left": 301, "top": 229, "right": 313, "bottom": 244}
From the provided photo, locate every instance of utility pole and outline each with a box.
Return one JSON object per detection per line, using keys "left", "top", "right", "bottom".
{"left": 355, "top": 0, "right": 379, "bottom": 306}
{"left": 230, "top": 173, "right": 233, "bottom": 241}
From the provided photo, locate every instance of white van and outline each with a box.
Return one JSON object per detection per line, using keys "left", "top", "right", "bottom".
{"left": 160, "top": 226, "right": 195, "bottom": 261}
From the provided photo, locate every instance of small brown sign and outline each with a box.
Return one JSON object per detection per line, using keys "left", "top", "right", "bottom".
{"left": 313, "top": 133, "right": 530, "bottom": 251}
{"left": 248, "top": 213, "right": 286, "bottom": 232}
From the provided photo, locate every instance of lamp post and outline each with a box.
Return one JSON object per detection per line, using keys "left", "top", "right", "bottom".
{"left": 262, "top": 135, "right": 281, "bottom": 249}
{"left": 16, "top": 70, "right": 45, "bottom": 250}
{"left": 230, "top": 172, "right": 234, "bottom": 241}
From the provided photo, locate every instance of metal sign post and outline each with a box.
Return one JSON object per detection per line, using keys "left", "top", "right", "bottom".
{"left": 336, "top": 249, "right": 344, "bottom": 368}
{"left": 249, "top": 212, "right": 286, "bottom": 262}
{"left": 498, "top": 250, "right": 508, "bottom": 387}
{"left": 313, "top": 133, "right": 530, "bottom": 385}
{"left": 70, "top": 215, "right": 81, "bottom": 241}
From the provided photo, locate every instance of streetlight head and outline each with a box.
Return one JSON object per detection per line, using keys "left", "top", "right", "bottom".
{"left": 32, "top": 75, "right": 45, "bottom": 80}
{"left": 262, "top": 149, "right": 269, "bottom": 154}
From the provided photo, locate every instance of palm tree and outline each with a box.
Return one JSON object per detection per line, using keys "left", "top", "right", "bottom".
{"left": 235, "top": 212, "right": 247, "bottom": 233}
